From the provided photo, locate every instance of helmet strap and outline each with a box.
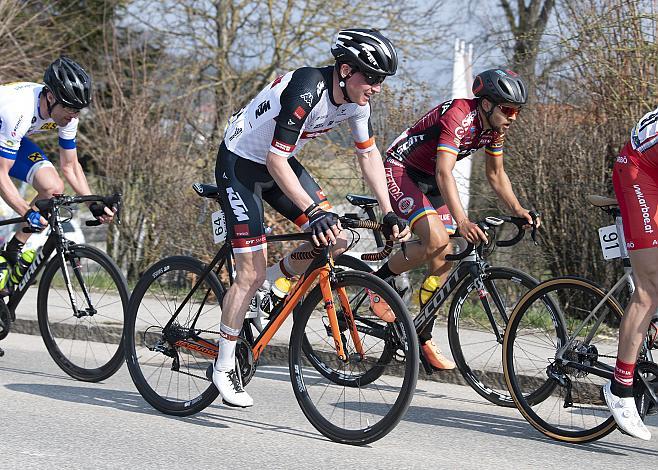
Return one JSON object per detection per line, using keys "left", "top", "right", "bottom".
{"left": 43, "top": 89, "right": 57, "bottom": 117}
{"left": 481, "top": 98, "right": 495, "bottom": 129}
{"left": 335, "top": 62, "right": 354, "bottom": 103}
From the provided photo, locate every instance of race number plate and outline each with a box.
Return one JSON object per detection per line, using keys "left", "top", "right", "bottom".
{"left": 211, "top": 210, "right": 227, "bottom": 244}
{"left": 598, "top": 224, "right": 621, "bottom": 260}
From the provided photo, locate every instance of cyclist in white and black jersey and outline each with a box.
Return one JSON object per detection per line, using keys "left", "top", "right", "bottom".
{"left": 214, "top": 28, "right": 411, "bottom": 407}
{"left": 0, "top": 57, "right": 114, "bottom": 266}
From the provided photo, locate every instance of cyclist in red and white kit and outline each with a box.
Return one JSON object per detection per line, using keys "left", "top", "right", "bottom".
{"left": 604, "top": 106, "right": 658, "bottom": 440}
{"left": 372, "top": 69, "right": 539, "bottom": 370}
{"left": 213, "top": 29, "right": 410, "bottom": 407}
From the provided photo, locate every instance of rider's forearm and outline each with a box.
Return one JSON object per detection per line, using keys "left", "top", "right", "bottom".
{"left": 357, "top": 148, "right": 394, "bottom": 214}
{"left": 60, "top": 149, "right": 92, "bottom": 196}
{"left": 486, "top": 167, "right": 523, "bottom": 213}
{"left": 0, "top": 172, "right": 31, "bottom": 215}
{"left": 265, "top": 152, "right": 315, "bottom": 212}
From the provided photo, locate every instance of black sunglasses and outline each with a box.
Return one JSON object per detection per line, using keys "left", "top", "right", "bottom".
{"left": 361, "top": 72, "right": 386, "bottom": 86}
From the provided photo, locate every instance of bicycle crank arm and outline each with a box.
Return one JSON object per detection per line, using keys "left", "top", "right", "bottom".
{"left": 419, "top": 345, "right": 434, "bottom": 375}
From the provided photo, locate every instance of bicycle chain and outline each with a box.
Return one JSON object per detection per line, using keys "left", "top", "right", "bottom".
{"left": 174, "top": 366, "right": 211, "bottom": 382}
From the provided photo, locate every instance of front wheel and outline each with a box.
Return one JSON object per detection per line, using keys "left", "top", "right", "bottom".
{"left": 447, "top": 267, "right": 540, "bottom": 407}
{"left": 289, "top": 270, "right": 418, "bottom": 445}
{"left": 37, "top": 244, "right": 129, "bottom": 382}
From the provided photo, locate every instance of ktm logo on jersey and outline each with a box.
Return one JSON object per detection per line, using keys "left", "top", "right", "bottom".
{"left": 255, "top": 100, "right": 271, "bottom": 118}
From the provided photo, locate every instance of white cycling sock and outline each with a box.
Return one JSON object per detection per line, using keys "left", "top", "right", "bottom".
{"left": 215, "top": 323, "right": 241, "bottom": 371}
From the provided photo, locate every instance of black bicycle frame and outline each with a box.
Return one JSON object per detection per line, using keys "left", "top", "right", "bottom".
{"left": 412, "top": 256, "right": 509, "bottom": 343}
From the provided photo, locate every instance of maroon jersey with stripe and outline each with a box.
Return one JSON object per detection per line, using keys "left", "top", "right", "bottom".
{"left": 386, "top": 98, "right": 504, "bottom": 175}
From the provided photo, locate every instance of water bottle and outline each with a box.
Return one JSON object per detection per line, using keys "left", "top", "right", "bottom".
{"left": 419, "top": 275, "right": 442, "bottom": 305}
{"left": 10, "top": 249, "right": 35, "bottom": 285}
{"left": 259, "top": 277, "right": 292, "bottom": 316}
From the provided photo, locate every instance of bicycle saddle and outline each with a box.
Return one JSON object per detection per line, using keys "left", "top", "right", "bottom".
{"left": 586, "top": 194, "right": 618, "bottom": 208}
{"left": 193, "top": 183, "right": 220, "bottom": 199}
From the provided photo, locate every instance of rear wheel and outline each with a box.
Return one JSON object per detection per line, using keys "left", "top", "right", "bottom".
{"left": 503, "top": 277, "right": 621, "bottom": 442}
{"left": 124, "top": 256, "right": 222, "bottom": 416}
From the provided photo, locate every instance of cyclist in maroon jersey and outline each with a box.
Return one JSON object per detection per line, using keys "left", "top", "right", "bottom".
{"left": 603, "top": 105, "right": 658, "bottom": 441}
{"left": 372, "top": 69, "right": 540, "bottom": 370}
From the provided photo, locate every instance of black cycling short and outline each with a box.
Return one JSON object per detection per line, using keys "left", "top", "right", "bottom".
{"left": 215, "top": 142, "right": 330, "bottom": 253}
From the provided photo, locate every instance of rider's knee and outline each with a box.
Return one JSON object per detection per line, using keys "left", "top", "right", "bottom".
{"left": 421, "top": 232, "right": 449, "bottom": 259}
{"left": 40, "top": 177, "right": 65, "bottom": 197}
{"left": 234, "top": 265, "right": 266, "bottom": 291}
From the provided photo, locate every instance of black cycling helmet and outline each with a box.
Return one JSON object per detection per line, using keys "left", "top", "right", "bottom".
{"left": 472, "top": 68, "right": 527, "bottom": 105}
{"left": 43, "top": 57, "right": 92, "bottom": 110}
{"left": 331, "top": 28, "right": 398, "bottom": 77}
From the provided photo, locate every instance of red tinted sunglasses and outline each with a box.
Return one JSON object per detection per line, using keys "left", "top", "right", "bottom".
{"left": 497, "top": 104, "right": 521, "bottom": 118}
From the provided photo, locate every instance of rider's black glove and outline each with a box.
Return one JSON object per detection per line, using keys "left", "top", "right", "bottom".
{"left": 382, "top": 211, "right": 408, "bottom": 240}
{"left": 89, "top": 202, "right": 107, "bottom": 219}
{"left": 307, "top": 208, "right": 340, "bottom": 241}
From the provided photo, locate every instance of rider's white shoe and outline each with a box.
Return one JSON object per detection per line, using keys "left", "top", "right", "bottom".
{"left": 212, "top": 366, "right": 254, "bottom": 408}
{"left": 603, "top": 381, "right": 651, "bottom": 441}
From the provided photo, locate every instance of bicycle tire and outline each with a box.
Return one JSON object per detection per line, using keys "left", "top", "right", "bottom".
{"left": 37, "top": 244, "right": 129, "bottom": 382}
{"left": 289, "top": 270, "right": 418, "bottom": 445}
{"left": 124, "top": 256, "right": 222, "bottom": 416}
{"left": 503, "top": 277, "right": 622, "bottom": 443}
{"left": 334, "top": 254, "right": 373, "bottom": 273}
{"left": 447, "top": 266, "right": 540, "bottom": 407}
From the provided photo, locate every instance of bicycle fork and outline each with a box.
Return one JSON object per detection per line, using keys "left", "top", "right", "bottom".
{"left": 318, "top": 268, "right": 365, "bottom": 363}
{"left": 58, "top": 247, "right": 96, "bottom": 318}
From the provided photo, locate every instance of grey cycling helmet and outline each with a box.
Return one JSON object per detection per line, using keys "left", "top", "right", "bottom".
{"left": 472, "top": 68, "right": 527, "bottom": 105}
{"left": 331, "top": 28, "right": 398, "bottom": 77}
{"left": 44, "top": 57, "right": 92, "bottom": 109}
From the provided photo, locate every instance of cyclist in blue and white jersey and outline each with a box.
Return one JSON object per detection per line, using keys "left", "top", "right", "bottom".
{"left": 0, "top": 57, "right": 114, "bottom": 267}
{"left": 214, "top": 28, "right": 411, "bottom": 407}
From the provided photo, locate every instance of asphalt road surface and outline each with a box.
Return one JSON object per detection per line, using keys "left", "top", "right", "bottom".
{"left": 1, "top": 332, "right": 657, "bottom": 469}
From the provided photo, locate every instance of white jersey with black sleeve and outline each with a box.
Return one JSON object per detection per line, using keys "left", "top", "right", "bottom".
{"left": 223, "top": 66, "right": 375, "bottom": 163}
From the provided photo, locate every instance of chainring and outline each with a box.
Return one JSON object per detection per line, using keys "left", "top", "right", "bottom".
{"left": 236, "top": 336, "right": 256, "bottom": 386}
{"left": 634, "top": 361, "right": 658, "bottom": 420}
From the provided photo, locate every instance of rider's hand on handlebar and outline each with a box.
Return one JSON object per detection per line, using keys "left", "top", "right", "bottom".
{"left": 457, "top": 218, "right": 488, "bottom": 245}
{"left": 382, "top": 212, "right": 411, "bottom": 242}
{"left": 307, "top": 206, "right": 341, "bottom": 247}
{"left": 89, "top": 202, "right": 117, "bottom": 225}
{"left": 514, "top": 208, "right": 541, "bottom": 229}
{"left": 25, "top": 208, "right": 47, "bottom": 231}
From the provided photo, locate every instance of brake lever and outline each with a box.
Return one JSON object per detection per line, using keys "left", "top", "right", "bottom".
{"left": 529, "top": 210, "right": 540, "bottom": 246}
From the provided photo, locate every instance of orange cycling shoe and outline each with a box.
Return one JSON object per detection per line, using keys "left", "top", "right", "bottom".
{"left": 366, "top": 289, "right": 396, "bottom": 323}
{"left": 422, "top": 340, "right": 456, "bottom": 370}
